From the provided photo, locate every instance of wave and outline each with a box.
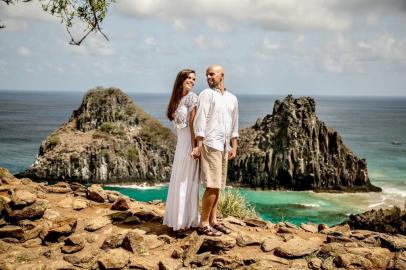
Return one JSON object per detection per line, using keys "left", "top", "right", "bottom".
{"left": 105, "top": 183, "right": 168, "bottom": 190}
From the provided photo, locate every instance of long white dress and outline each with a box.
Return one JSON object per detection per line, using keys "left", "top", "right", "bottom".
{"left": 163, "top": 91, "right": 200, "bottom": 231}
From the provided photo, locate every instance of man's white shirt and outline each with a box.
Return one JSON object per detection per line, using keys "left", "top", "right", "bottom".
{"left": 194, "top": 88, "right": 239, "bottom": 151}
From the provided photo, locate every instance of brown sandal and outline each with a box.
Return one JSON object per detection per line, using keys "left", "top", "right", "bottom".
{"left": 212, "top": 223, "right": 231, "bottom": 234}
{"left": 197, "top": 225, "right": 222, "bottom": 236}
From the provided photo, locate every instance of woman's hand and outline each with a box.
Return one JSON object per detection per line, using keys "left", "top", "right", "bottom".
{"left": 191, "top": 146, "right": 202, "bottom": 160}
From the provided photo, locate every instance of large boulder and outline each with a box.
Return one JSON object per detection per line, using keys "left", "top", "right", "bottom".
{"left": 228, "top": 95, "right": 381, "bottom": 192}
{"left": 17, "top": 87, "right": 175, "bottom": 184}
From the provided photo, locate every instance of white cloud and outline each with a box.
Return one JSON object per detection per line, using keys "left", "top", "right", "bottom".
{"left": 144, "top": 37, "right": 157, "bottom": 47}
{"left": 194, "top": 35, "right": 224, "bottom": 49}
{"left": 117, "top": 0, "right": 352, "bottom": 32}
{"left": 173, "top": 18, "right": 186, "bottom": 31}
{"left": 17, "top": 46, "right": 31, "bottom": 57}
{"left": 206, "top": 17, "right": 230, "bottom": 32}
{"left": 263, "top": 38, "right": 281, "bottom": 50}
{"left": 0, "top": 1, "right": 56, "bottom": 22}
{"left": 65, "top": 36, "right": 115, "bottom": 56}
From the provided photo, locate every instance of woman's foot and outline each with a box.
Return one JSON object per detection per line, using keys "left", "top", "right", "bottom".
{"left": 197, "top": 225, "right": 222, "bottom": 236}
{"left": 211, "top": 223, "right": 231, "bottom": 234}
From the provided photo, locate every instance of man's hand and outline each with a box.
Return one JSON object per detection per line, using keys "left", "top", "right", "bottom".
{"left": 191, "top": 146, "right": 202, "bottom": 160}
{"left": 228, "top": 148, "right": 237, "bottom": 160}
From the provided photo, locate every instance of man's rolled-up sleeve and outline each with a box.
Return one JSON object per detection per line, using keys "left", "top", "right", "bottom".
{"left": 194, "top": 91, "right": 210, "bottom": 138}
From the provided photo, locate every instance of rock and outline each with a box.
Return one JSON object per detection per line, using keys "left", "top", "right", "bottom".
{"left": 261, "top": 235, "right": 285, "bottom": 252}
{"left": 43, "top": 209, "right": 61, "bottom": 221}
{"left": 157, "top": 234, "right": 173, "bottom": 244}
{"left": 46, "top": 182, "right": 72, "bottom": 193}
{"left": 318, "top": 223, "right": 329, "bottom": 231}
{"left": 133, "top": 210, "right": 161, "bottom": 222}
{"left": 335, "top": 253, "right": 373, "bottom": 269}
{"left": 223, "top": 216, "right": 246, "bottom": 226}
{"left": 182, "top": 232, "right": 204, "bottom": 266}
{"left": 108, "top": 211, "right": 132, "bottom": 221}
{"left": 290, "top": 259, "right": 309, "bottom": 270}
{"left": 300, "top": 223, "right": 318, "bottom": 233}
{"left": 72, "top": 198, "right": 87, "bottom": 210}
{"left": 85, "top": 216, "right": 111, "bottom": 232}
{"left": 158, "top": 258, "right": 181, "bottom": 270}
{"left": 344, "top": 247, "right": 393, "bottom": 269}
{"left": 0, "top": 225, "right": 24, "bottom": 240}
{"left": 5, "top": 199, "right": 48, "bottom": 221}
{"left": 57, "top": 197, "right": 74, "bottom": 208}
{"left": 320, "top": 224, "right": 351, "bottom": 238}
{"left": 201, "top": 235, "right": 236, "bottom": 252}
{"left": 190, "top": 251, "right": 213, "bottom": 267}
{"left": 43, "top": 217, "right": 77, "bottom": 242}
{"left": 45, "top": 260, "right": 76, "bottom": 270}
{"left": 144, "top": 234, "right": 164, "bottom": 249}
{"left": 227, "top": 95, "right": 381, "bottom": 192}
{"left": 63, "top": 247, "right": 98, "bottom": 268}
{"left": 19, "top": 220, "right": 43, "bottom": 240}
{"left": 22, "top": 238, "right": 42, "bottom": 248}
{"left": 283, "top": 221, "right": 298, "bottom": 229}
{"left": 128, "top": 257, "right": 156, "bottom": 270}
{"left": 86, "top": 184, "right": 107, "bottom": 203}
{"left": 245, "top": 218, "right": 267, "bottom": 227}
{"left": 236, "top": 231, "right": 262, "bottom": 247}
{"left": 275, "top": 236, "right": 321, "bottom": 258}
{"left": 101, "top": 232, "right": 125, "bottom": 250}
{"left": 379, "top": 234, "right": 406, "bottom": 251}
{"left": 122, "top": 230, "right": 147, "bottom": 255}
{"left": 343, "top": 206, "right": 406, "bottom": 234}
{"left": 17, "top": 87, "right": 175, "bottom": 184}
{"left": 61, "top": 234, "right": 85, "bottom": 254}
{"left": 110, "top": 197, "right": 130, "bottom": 211}
{"left": 11, "top": 189, "right": 37, "bottom": 206}
{"left": 307, "top": 257, "right": 322, "bottom": 269}
{"left": 393, "top": 251, "right": 406, "bottom": 270}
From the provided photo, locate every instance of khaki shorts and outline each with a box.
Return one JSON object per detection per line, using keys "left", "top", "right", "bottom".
{"left": 200, "top": 144, "right": 228, "bottom": 190}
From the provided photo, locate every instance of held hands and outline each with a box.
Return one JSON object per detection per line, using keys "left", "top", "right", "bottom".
{"left": 228, "top": 148, "right": 237, "bottom": 160}
{"left": 191, "top": 146, "right": 202, "bottom": 160}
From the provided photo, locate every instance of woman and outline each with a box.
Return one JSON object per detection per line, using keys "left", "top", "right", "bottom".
{"left": 163, "top": 69, "right": 200, "bottom": 231}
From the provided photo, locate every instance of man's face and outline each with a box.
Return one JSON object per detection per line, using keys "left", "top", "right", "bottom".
{"left": 206, "top": 68, "right": 223, "bottom": 88}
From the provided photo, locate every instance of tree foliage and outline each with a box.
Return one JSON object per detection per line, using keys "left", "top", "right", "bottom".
{"left": 1, "top": 0, "right": 115, "bottom": 45}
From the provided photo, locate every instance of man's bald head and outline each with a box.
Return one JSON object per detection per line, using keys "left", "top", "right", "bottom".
{"left": 206, "top": 64, "right": 224, "bottom": 90}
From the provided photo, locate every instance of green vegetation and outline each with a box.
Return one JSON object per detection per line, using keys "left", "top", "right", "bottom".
{"left": 48, "top": 136, "right": 60, "bottom": 148}
{"left": 127, "top": 148, "right": 139, "bottom": 162}
{"left": 218, "top": 189, "right": 258, "bottom": 220}
{"left": 98, "top": 122, "right": 125, "bottom": 136}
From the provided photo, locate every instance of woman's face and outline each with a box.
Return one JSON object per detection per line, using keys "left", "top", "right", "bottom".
{"left": 182, "top": 72, "right": 196, "bottom": 93}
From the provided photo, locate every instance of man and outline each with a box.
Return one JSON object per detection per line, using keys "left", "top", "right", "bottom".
{"left": 192, "top": 64, "right": 239, "bottom": 236}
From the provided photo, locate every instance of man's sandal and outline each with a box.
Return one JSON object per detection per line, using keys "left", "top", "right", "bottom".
{"left": 197, "top": 225, "right": 222, "bottom": 236}
{"left": 211, "top": 223, "right": 231, "bottom": 234}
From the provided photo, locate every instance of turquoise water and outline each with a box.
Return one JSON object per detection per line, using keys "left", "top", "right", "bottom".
{"left": 1, "top": 91, "right": 405, "bottom": 225}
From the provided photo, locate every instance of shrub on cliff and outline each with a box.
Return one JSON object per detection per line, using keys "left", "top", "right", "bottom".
{"left": 218, "top": 189, "right": 258, "bottom": 219}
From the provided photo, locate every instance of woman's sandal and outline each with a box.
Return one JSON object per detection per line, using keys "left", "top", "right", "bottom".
{"left": 197, "top": 225, "right": 222, "bottom": 236}
{"left": 211, "top": 223, "right": 232, "bottom": 234}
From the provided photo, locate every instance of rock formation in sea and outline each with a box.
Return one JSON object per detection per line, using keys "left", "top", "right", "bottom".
{"left": 0, "top": 167, "right": 404, "bottom": 269}
{"left": 228, "top": 95, "right": 381, "bottom": 192}
{"left": 343, "top": 206, "right": 406, "bottom": 235}
{"left": 17, "top": 87, "right": 175, "bottom": 183}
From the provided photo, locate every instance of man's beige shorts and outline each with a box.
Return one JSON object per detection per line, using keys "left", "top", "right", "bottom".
{"left": 200, "top": 144, "right": 228, "bottom": 190}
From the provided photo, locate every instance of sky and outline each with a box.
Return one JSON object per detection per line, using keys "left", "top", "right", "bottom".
{"left": 0, "top": 0, "right": 405, "bottom": 96}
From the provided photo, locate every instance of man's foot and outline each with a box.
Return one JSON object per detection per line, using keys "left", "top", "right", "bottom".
{"left": 197, "top": 225, "right": 222, "bottom": 236}
{"left": 211, "top": 223, "right": 231, "bottom": 234}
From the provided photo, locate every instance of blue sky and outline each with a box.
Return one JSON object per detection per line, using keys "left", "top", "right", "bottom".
{"left": 1, "top": 0, "right": 405, "bottom": 96}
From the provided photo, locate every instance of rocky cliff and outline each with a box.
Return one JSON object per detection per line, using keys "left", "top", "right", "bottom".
{"left": 228, "top": 95, "right": 381, "bottom": 192}
{"left": 17, "top": 87, "right": 175, "bottom": 184}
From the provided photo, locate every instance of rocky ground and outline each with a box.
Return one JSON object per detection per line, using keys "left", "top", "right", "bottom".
{"left": 1, "top": 167, "right": 405, "bottom": 270}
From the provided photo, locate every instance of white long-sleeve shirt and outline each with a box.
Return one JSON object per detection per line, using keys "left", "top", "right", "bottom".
{"left": 194, "top": 88, "right": 239, "bottom": 151}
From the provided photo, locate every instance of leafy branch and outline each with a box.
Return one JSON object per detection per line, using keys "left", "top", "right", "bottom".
{"left": 1, "top": 0, "right": 115, "bottom": 45}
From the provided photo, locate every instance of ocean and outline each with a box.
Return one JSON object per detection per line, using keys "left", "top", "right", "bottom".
{"left": 1, "top": 90, "right": 405, "bottom": 225}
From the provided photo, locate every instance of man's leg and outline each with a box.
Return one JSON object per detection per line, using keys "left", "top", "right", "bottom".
{"left": 209, "top": 189, "right": 220, "bottom": 225}
{"left": 199, "top": 187, "right": 218, "bottom": 227}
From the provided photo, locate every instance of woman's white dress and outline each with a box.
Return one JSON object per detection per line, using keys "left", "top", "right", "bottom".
{"left": 163, "top": 92, "right": 200, "bottom": 231}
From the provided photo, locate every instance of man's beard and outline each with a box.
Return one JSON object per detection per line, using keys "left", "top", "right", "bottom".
{"left": 208, "top": 80, "right": 220, "bottom": 88}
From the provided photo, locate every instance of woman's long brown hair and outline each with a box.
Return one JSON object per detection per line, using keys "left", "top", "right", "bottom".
{"left": 167, "top": 69, "right": 196, "bottom": 121}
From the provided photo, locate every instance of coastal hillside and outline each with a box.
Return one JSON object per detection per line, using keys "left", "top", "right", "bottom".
{"left": 0, "top": 167, "right": 404, "bottom": 269}
{"left": 228, "top": 95, "right": 381, "bottom": 192}
{"left": 17, "top": 87, "right": 175, "bottom": 184}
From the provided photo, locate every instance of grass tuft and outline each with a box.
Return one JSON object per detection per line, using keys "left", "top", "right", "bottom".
{"left": 218, "top": 188, "right": 258, "bottom": 220}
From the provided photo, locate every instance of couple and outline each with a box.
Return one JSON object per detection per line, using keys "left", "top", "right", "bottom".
{"left": 163, "top": 65, "right": 239, "bottom": 236}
